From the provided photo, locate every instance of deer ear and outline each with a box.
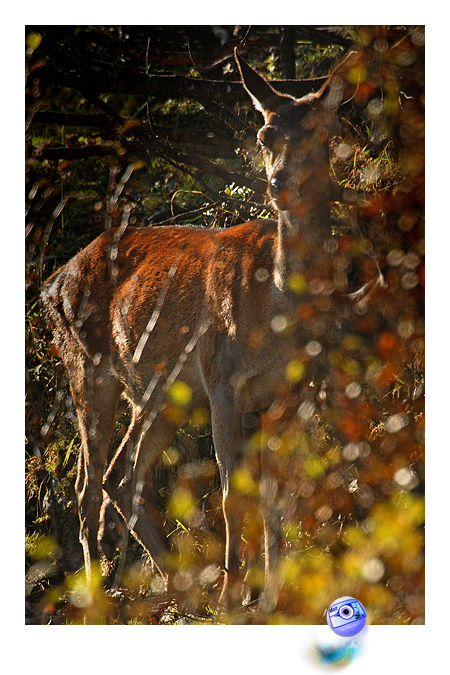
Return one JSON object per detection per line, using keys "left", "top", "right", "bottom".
{"left": 314, "top": 50, "right": 360, "bottom": 111}
{"left": 235, "top": 48, "right": 287, "bottom": 114}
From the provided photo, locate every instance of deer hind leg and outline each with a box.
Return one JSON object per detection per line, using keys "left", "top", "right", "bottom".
{"left": 103, "top": 410, "right": 178, "bottom": 573}
{"left": 98, "top": 491, "right": 124, "bottom": 560}
{"left": 71, "top": 364, "right": 123, "bottom": 581}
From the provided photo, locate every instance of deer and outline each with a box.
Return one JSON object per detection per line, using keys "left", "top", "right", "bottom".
{"left": 41, "top": 48, "right": 354, "bottom": 608}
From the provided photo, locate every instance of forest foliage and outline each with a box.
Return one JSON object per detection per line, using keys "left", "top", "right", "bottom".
{"left": 25, "top": 25, "right": 424, "bottom": 625}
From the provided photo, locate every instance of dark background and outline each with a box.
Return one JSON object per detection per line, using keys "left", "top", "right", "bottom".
{"left": 25, "top": 25, "right": 424, "bottom": 625}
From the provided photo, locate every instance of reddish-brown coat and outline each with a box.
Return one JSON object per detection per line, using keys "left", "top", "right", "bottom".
{"left": 41, "top": 49, "right": 353, "bottom": 606}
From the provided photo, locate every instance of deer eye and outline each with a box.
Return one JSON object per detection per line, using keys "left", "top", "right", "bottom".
{"left": 258, "top": 126, "right": 277, "bottom": 150}
{"left": 258, "top": 137, "right": 282, "bottom": 158}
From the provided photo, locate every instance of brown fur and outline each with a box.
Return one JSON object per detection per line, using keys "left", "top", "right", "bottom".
{"left": 41, "top": 49, "right": 344, "bottom": 606}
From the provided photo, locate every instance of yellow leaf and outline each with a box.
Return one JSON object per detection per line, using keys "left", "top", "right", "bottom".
{"left": 168, "top": 380, "right": 192, "bottom": 407}
{"left": 285, "top": 359, "right": 305, "bottom": 383}
{"left": 287, "top": 273, "right": 307, "bottom": 294}
{"left": 231, "top": 466, "right": 258, "bottom": 495}
{"left": 304, "top": 455, "right": 326, "bottom": 478}
{"left": 26, "top": 32, "right": 42, "bottom": 52}
{"left": 167, "top": 487, "right": 196, "bottom": 521}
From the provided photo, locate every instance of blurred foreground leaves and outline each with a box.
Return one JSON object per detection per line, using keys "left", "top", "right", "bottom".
{"left": 26, "top": 26, "right": 424, "bottom": 625}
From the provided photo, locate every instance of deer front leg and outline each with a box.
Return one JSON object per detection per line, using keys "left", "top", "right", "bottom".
{"left": 209, "top": 383, "right": 246, "bottom": 607}
{"left": 260, "top": 456, "right": 283, "bottom": 614}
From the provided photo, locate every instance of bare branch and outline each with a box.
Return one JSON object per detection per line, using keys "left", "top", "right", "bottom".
{"left": 26, "top": 111, "right": 115, "bottom": 128}
{"left": 35, "top": 144, "right": 117, "bottom": 160}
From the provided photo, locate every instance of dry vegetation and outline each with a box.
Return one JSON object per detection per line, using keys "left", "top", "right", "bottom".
{"left": 26, "top": 25, "right": 424, "bottom": 625}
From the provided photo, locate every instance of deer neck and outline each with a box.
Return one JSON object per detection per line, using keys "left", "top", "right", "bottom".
{"left": 273, "top": 191, "right": 332, "bottom": 292}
